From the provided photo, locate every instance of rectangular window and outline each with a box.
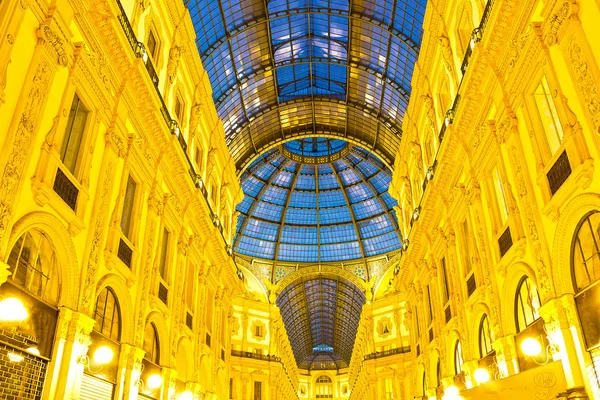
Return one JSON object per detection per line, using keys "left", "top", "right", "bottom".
{"left": 120, "top": 175, "right": 137, "bottom": 239}
{"left": 385, "top": 378, "right": 393, "bottom": 399}
{"left": 440, "top": 257, "right": 450, "bottom": 304}
{"left": 492, "top": 166, "right": 509, "bottom": 224}
{"left": 534, "top": 76, "right": 564, "bottom": 155}
{"left": 254, "top": 381, "right": 262, "bottom": 400}
{"left": 147, "top": 30, "right": 158, "bottom": 61}
{"left": 206, "top": 289, "right": 214, "bottom": 330}
{"left": 426, "top": 286, "right": 433, "bottom": 325}
{"left": 60, "top": 93, "right": 89, "bottom": 173}
{"left": 159, "top": 228, "right": 169, "bottom": 280}
{"left": 230, "top": 378, "right": 234, "bottom": 399}
{"left": 195, "top": 145, "right": 202, "bottom": 169}
{"left": 175, "top": 96, "right": 184, "bottom": 122}
{"left": 185, "top": 262, "right": 194, "bottom": 309}
{"left": 255, "top": 325, "right": 263, "bottom": 337}
{"left": 461, "top": 219, "right": 472, "bottom": 275}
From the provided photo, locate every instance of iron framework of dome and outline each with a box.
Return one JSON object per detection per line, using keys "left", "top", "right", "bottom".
{"left": 185, "top": 0, "right": 426, "bottom": 172}
{"left": 233, "top": 140, "right": 402, "bottom": 262}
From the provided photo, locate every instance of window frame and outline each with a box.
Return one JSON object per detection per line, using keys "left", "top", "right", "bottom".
{"left": 93, "top": 287, "right": 122, "bottom": 342}
{"left": 514, "top": 276, "right": 542, "bottom": 332}
{"left": 571, "top": 211, "right": 600, "bottom": 294}
{"left": 454, "top": 340, "right": 464, "bottom": 376}
{"left": 59, "top": 92, "right": 91, "bottom": 176}
{"left": 143, "top": 322, "right": 161, "bottom": 365}
{"left": 478, "top": 314, "right": 493, "bottom": 358}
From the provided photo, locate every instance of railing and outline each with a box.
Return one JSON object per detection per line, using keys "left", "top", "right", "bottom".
{"left": 231, "top": 350, "right": 281, "bottom": 362}
{"left": 363, "top": 346, "right": 411, "bottom": 361}
{"left": 113, "top": 0, "right": 234, "bottom": 264}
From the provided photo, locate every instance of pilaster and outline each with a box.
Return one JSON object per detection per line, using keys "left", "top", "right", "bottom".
{"left": 539, "top": 295, "right": 590, "bottom": 399}
{"left": 120, "top": 344, "right": 145, "bottom": 400}
{"left": 0, "top": 260, "right": 10, "bottom": 285}
{"left": 491, "top": 334, "right": 519, "bottom": 377}
{"left": 461, "top": 360, "right": 480, "bottom": 389}
{"left": 49, "top": 308, "right": 96, "bottom": 400}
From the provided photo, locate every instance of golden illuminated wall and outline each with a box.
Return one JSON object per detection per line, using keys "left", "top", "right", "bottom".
{"left": 0, "top": 0, "right": 243, "bottom": 398}
{"left": 380, "top": 0, "right": 600, "bottom": 399}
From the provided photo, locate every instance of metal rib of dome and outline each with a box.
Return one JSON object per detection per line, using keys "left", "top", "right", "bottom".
{"left": 233, "top": 139, "right": 402, "bottom": 262}
{"left": 185, "top": 0, "right": 426, "bottom": 171}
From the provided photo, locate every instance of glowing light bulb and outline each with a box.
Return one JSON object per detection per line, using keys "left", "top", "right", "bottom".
{"left": 7, "top": 352, "right": 24, "bottom": 363}
{"left": 0, "top": 297, "right": 28, "bottom": 322}
{"left": 521, "top": 337, "right": 542, "bottom": 357}
{"left": 147, "top": 373, "right": 163, "bottom": 390}
{"left": 180, "top": 390, "right": 194, "bottom": 400}
{"left": 93, "top": 345, "right": 114, "bottom": 365}
{"left": 26, "top": 347, "right": 40, "bottom": 356}
{"left": 444, "top": 385, "right": 460, "bottom": 397}
{"left": 474, "top": 367, "right": 490, "bottom": 384}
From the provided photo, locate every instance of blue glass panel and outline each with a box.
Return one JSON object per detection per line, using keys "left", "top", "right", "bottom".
{"left": 290, "top": 191, "right": 317, "bottom": 208}
{"left": 363, "top": 231, "right": 402, "bottom": 256}
{"left": 370, "top": 171, "right": 392, "bottom": 194}
{"left": 285, "top": 138, "right": 347, "bottom": 157}
{"left": 244, "top": 219, "right": 280, "bottom": 241}
{"left": 346, "top": 183, "right": 373, "bottom": 203}
{"left": 320, "top": 224, "right": 357, "bottom": 244}
{"left": 272, "top": 170, "right": 295, "bottom": 188}
{"left": 281, "top": 226, "right": 318, "bottom": 244}
{"left": 236, "top": 196, "right": 254, "bottom": 214}
{"left": 356, "top": 160, "right": 380, "bottom": 178}
{"left": 253, "top": 202, "right": 283, "bottom": 222}
{"left": 381, "top": 192, "right": 398, "bottom": 209}
{"left": 262, "top": 186, "right": 289, "bottom": 206}
{"left": 321, "top": 242, "right": 362, "bottom": 261}
{"left": 352, "top": 198, "right": 385, "bottom": 220}
{"left": 358, "top": 215, "right": 394, "bottom": 239}
{"left": 188, "top": 0, "right": 225, "bottom": 56}
{"left": 241, "top": 176, "right": 264, "bottom": 197}
{"left": 295, "top": 174, "right": 316, "bottom": 190}
{"left": 285, "top": 208, "right": 317, "bottom": 225}
{"left": 254, "top": 162, "right": 277, "bottom": 181}
{"left": 339, "top": 168, "right": 361, "bottom": 186}
{"left": 278, "top": 244, "right": 319, "bottom": 262}
{"left": 318, "top": 173, "right": 339, "bottom": 190}
{"left": 236, "top": 235, "right": 276, "bottom": 259}
{"left": 318, "top": 190, "right": 346, "bottom": 208}
{"left": 319, "top": 207, "right": 352, "bottom": 225}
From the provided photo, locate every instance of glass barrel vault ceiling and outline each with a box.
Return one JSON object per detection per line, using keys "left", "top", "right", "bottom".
{"left": 185, "top": 0, "right": 427, "bottom": 171}
{"left": 276, "top": 275, "right": 366, "bottom": 369}
{"left": 233, "top": 140, "right": 402, "bottom": 262}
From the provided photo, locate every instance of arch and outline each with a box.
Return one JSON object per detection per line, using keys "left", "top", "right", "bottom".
{"left": 6, "top": 212, "right": 79, "bottom": 308}
{"left": 415, "top": 362, "right": 427, "bottom": 397}
{"left": 314, "top": 373, "right": 334, "bottom": 398}
{"left": 500, "top": 261, "right": 539, "bottom": 334}
{"left": 95, "top": 273, "right": 135, "bottom": 344}
{"left": 175, "top": 336, "right": 194, "bottom": 382}
{"left": 428, "top": 347, "right": 442, "bottom": 388}
{"left": 478, "top": 314, "right": 493, "bottom": 358}
{"left": 198, "top": 354, "right": 211, "bottom": 391}
{"left": 551, "top": 193, "right": 600, "bottom": 296}
{"left": 144, "top": 310, "right": 169, "bottom": 365}
{"left": 443, "top": 328, "right": 464, "bottom": 375}
{"left": 274, "top": 267, "right": 367, "bottom": 297}
{"left": 467, "top": 302, "right": 492, "bottom": 360}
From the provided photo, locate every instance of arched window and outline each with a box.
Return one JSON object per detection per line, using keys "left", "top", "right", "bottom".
{"left": 143, "top": 323, "right": 160, "bottom": 364}
{"left": 572, "top": 212, "right": 600, "bottom": 292}
{"left": 515, "top": 276, "right": 541, "bottom": 332}
{"left": 436, "top": 358, "right": 442, "bottom": 387}
{"left": 316, "top": 375, "right": 332, "bottom": 398}
{"left": 454, "top": 340, "right": 464, "bottom": 375}
{"left": 93, "top": 287, "right": 121, "bottom": 342}
{"left": 6, "top": 229, "right": 60, "bottom": 305}
{"left": 421, "top": 371, "right": 426, "bottom": 396}
{"left": 478, "top": 314, "right": 493, "bottom": 358}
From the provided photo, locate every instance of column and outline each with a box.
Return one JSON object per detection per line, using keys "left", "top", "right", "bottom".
{"left": 491, "top": 334, "right": 518, "bottom": 377}
{"left": 120, "top": 344, "right": 145, "bottom": 400}
{"left": 161, "top": 367, "right": 178, "bottom": 400}
{"left": 540, "top": 295, "right": 590, "bottom": 399}
{"left": 461, "top": 360, "right": 479, "bottom": 389}
{"left": 48, "top": 308, "right": 95, "bottom": 399}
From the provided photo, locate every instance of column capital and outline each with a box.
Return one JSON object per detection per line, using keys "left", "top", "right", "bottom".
{"left": 491, "top": 334, "right": 518, "bottom": 377}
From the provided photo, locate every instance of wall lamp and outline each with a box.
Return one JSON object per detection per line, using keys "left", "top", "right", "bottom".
{"left": 412, "top": 206, "right": 421, "bottom": 222}
{"left": 444, "top": 109, "right": 455, "bottom": 127}
{"left": 172, "top": 391, "right": 194, "bottom": 400}
{"left": 521, "top": 337, "right": 559, "bottom": 365}
{"left": 78, "top": 345, "right": 114, "bottom": 373}
{"left": 0, "top": 297, "right": 28, "bottom": 323}
{"left": 443, "top": 385, "right": 463, "bottom": 400}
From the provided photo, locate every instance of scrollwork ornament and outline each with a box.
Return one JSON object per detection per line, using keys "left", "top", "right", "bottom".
{"left": 544, "top": 2, "right": 573, "bottom": 47}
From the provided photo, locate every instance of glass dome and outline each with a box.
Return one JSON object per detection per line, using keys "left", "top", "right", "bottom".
{"left": 233, "top": 139, "right": 402, "bottom": 263}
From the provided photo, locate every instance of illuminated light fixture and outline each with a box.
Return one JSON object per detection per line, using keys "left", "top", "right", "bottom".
{"left": 521, "top": 337, "right": 542, "bottom": 357}
{"left": 93, "top": 345, "right": 114, "bottom": 365}
{"left": 0, "top": 297, "right": 29, "bottom": 322}
{"left": 444, "top": 386, "right": 460, "bottom": 397}
{"left": 426, "top": 166, "right": 435, "bottom": 181}
{"left": 179, "top": 390, "right": 194, "bottom": 400}
{"left": 25, "top": 347, "right": 40, "bottom": 356}
{"left": 412, "top": 206, "right": 421, "bottom": 221}
{"left": 138, "top": 43, "right": 149, "bottom": 62}
{"left": 474, "top": 367, "right": 491, "bottom": 384}
{"left": 470, "top": 28, "right": 482, "bottom": 49}
{"left": 147, "top": 373, "right": 163, "bottom": 390}
{"left": 444, "top": 109, "right": 455, "bottom": 127}
{"left": 7, "top": 352, "right": 24, "bottom": 363}
{"left": 402, "top": 239, "right": 409, "bottom": 250}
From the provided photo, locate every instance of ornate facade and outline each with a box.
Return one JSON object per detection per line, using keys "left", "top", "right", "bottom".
{"left": 0, "top": 0, "right": 600, "bottom": 399}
